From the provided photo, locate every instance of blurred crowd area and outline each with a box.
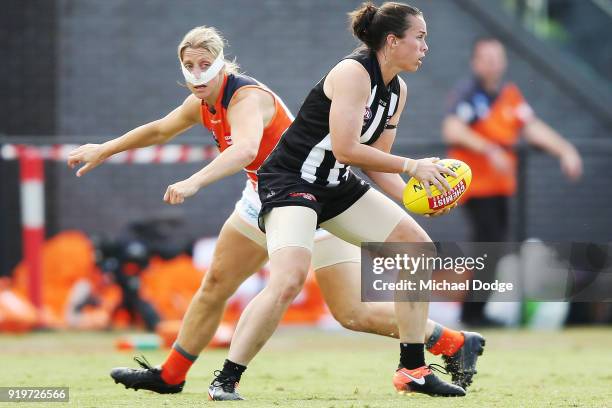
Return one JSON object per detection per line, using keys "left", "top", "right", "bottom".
{"left": 1, "top": 0, "right": 611, "bottom": 336}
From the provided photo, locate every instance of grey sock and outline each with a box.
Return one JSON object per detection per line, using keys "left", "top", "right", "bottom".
{"left": 173, "top": 342, "right": 199, "bottom": 362}
{"left": 425, "top": 323, "right": 444, "bottom": 350}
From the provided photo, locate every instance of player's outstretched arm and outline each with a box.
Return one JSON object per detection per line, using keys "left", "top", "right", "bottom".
{"left": 163, "top": 89, "right": 266, "bottom": 205}
{"left": 67, "top": 94, "right": 201, "bottom": 177}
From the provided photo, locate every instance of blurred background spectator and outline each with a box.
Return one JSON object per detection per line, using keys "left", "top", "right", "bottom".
{"left": 442, "top": 37, "right": 582, "bottom": 326}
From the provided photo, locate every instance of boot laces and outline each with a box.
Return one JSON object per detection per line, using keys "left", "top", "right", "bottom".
{"left": 212, "top": 370, "right": 238, "bottom": 393}
{"left": 133, "top": 355, "right": 154, "bottom": 370}
{"left": 427, "top": 363, "right": 450, "bottom": 375}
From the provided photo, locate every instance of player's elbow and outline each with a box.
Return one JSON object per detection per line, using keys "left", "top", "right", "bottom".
{"left": 236, "top": 143, "right": 259, "bottom": 165}
{"left": 332, "top": 144, "right": 356, "bottom": 166}
{"left": 150, "top": 121, "right": 174, "bottom": 145}
{"left": 243, "top": 148, "right": 258, "bottom": 165}
{"left": 156, "top": 131, "right": 174, "bottom": 145}
{"left": 335, "top": 153, "right": 351, "bottom": 166}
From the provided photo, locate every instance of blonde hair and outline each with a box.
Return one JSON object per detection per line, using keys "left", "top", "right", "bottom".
{"left": 177, "top": 26, "right": 239, "bottom": 74}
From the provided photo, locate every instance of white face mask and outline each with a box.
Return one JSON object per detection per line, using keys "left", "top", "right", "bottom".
{"left": 181, "top": 53, "right": 225, "bottom": 86}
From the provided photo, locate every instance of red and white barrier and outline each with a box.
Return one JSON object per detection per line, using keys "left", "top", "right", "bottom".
{"left": 1, "top": 144, "right": 219, "bottom": 163}
{"left": 2, "top": 143, "right": 219, "bottom": 321}
{"left": 18, "top": 146, "right": 45, "bottom": 317}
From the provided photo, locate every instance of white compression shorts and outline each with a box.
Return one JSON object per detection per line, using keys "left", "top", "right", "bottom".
{"left": 261, "top": 188, "right": 407, "bottom": 255}
{"left": 228, "top": 180, "right": 360, "bottom": 270}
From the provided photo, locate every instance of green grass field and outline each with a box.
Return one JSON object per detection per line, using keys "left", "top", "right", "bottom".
{"left": 1, "top": 327, "right": 611, "bottom": 407}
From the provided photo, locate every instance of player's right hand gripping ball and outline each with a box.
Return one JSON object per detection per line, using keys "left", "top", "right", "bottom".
{"left": 403, "top": 158, "right": 472, "bottom": 216}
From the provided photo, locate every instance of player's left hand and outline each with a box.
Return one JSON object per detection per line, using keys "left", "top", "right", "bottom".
{"left": 560, "top": 147, "right": 582, "bottom": 182}
{"left": 164, "top": 178, "right": 200, "bottom": 205}
{"left": 423, "top": 202, "right": 458, "bottom": 218}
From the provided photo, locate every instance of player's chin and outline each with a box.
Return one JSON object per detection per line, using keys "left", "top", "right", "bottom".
{"left": 403, "top": 61, "right": 422, "bottom": 73}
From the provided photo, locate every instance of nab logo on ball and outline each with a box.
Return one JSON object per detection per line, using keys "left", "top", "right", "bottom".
{"left": 402, "top": 159, "right": 472, "bottom": 215}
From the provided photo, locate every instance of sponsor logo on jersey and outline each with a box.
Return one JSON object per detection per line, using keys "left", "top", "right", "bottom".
{"left": 364, "top": 106, "right": 372, "bottom": 121}
{"left": 289, "top": 192, "right": 317, "bottom": 202}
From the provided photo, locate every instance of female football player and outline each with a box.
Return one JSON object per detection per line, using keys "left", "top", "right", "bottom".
{"left": 208, "top": 2, "right": 476, "bottom": 399}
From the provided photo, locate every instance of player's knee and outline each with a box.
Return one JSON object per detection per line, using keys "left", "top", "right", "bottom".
{"left": 197, "top": 269, "right": 234, "bottom": 303}
{"left": 396, "top": 227, "right": 431, "bottom": 244}
{"left": 386, "top": 219, "right": 433, "bottom": 245}
{"left": 277, "top": 283, "right": 303, "bottom": 304}
{"left": 277, "top": 277, "right": 307, "bottom": 304}
{"left": 270, "top": 268, "right": 308, "bottom": 305}
{"left": 333, "top": 307, "right": 367, "bottom": 332}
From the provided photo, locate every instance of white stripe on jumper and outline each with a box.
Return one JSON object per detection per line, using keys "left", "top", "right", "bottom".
{"left": 360, "top": 102, "right": 385, "bottom": 143}
{"left": 327, "top": 160, "right": 347, "bottom": 186}
{"left": 367, "top": 85, "right": 378, "bottom": 107}
{"left": 300, "top": 134, "right": 331, "bottom": 183}
{"left": 388, "top": 92, "right": 398, "bottom": 117}
{"left": 300, "top": 84, "right": 379, "bottom": 184}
